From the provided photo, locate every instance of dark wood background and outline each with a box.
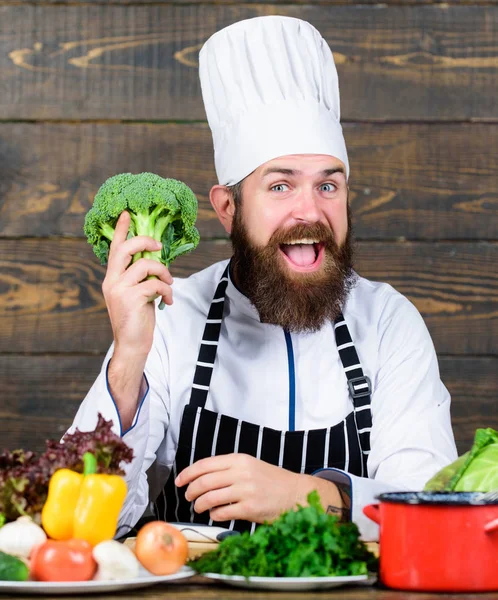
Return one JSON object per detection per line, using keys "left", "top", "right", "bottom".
{"left": 1, "top": 1, "right": 497, "bottom": 455}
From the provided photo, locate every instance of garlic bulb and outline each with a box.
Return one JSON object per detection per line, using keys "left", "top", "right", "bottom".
{"left": 93, "top": 540, "right": 140, "bottom": 581}
{"left": 0, "top": 516, "right": 47, "bottom": 558}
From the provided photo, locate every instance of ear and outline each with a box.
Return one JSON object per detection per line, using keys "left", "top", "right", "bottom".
{"left": 210, "top": 185, "right": 236, "bottom": 234}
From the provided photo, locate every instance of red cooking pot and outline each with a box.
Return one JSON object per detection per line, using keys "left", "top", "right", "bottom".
{"left": 363, "top": 492, "right": 498, "bottom": 592}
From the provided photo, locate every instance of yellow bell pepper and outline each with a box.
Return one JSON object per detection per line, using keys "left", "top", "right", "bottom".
{"left": 41, "top": 452, "right": 127, "bottom": 547}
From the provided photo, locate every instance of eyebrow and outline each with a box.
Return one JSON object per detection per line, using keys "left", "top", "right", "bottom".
{"left": 261, "top": 166, "right": 345, "bottom": 178}
{"left": 262, "top": 168, "right": 297, "bottom": 178}
{"left": 322, "top": 167, "right": 346, "bottom": 177}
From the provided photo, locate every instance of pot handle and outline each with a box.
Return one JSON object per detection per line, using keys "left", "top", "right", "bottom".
{"left": 484, "top": 518, "right": 498, "bottom": 534}
{"left": 363, "top": 503, "right": 381, "bottom": 525}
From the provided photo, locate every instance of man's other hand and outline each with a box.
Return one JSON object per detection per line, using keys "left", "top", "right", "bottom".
{"left": 175, "top": 453, "right": 343, "bottom": 524}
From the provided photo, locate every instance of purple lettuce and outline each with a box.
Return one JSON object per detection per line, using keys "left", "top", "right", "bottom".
{"left": 0, "top": 414, "right": 133, "bottom": 523}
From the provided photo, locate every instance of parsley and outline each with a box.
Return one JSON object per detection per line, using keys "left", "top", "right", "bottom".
{"left": 190, "top": 491, "right": 378, "bottom": 577}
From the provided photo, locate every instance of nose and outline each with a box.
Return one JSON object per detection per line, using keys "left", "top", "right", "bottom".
{"left": 291, "top": 188, "right": 321, "bottom": 223}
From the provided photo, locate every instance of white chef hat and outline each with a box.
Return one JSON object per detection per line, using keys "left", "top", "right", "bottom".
{"left": 199, "top": 15, "right": 349, "bottom": 186}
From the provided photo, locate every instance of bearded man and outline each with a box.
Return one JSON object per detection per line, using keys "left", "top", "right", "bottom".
{"left": 70, "top": 16, "right": 457, "bottom": 540}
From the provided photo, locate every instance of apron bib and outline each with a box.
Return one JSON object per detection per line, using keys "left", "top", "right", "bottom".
{"left": 154, "top": 265, "right": 372, "bottom": 533}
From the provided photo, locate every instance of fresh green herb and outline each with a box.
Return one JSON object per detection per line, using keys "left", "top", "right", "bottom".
{"left": 425, "top": 428, "right": 498, "bottom": 492}
{"left": 190, "top": 491, "right": 378, "bottom": 577}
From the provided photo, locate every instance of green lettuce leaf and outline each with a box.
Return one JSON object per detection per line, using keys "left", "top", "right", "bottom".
{"left": 424, "top": 452, "right": 468, "bottom": 491}
{"left": 424, "top": 428, "right": 498, "bottom": 492}
{"left": 454, "top": 443, "right": 498, "bottom": 492}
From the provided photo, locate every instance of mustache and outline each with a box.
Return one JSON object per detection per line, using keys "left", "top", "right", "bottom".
{"left": 267, "top": 222, "right": 337, "bottom": 248}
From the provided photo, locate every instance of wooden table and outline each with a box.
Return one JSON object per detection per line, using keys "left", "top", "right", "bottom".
{"left": 10, "top": 579, "right": 498, "bottom": 600}
{"left": 136, "top": 582, "right": 498, "bottom": 600}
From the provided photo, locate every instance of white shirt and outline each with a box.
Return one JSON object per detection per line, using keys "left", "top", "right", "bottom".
{"left": 70, "top": 259, "right": 457, "bottom": 540}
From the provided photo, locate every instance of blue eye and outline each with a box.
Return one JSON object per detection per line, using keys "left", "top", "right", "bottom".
{"left": 271, "top": 184, "right": 289, "bottom": 192}
{"left": 320, "top": 183, "right": 336, "bottom": 192}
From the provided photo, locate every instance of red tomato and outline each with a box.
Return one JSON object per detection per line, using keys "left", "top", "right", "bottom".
{"left": 31, "top": 539, "right": 97, "bottom": 582}
{"left": 135, "top": 521, "right": 188, "bottom": 575}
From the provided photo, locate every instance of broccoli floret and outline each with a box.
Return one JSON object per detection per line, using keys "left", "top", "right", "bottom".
{"left": 84, "top": 172, "right": 200, "bottom": 269}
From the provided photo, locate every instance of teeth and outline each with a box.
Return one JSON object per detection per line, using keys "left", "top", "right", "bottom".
{"left": 284, "top": 238, "right": 319, "bottom": 245}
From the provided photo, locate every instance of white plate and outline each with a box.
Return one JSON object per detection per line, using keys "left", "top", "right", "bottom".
{"left": 201, "top": 572, "right": 376, "bottom": 591}
{"left": 0, "top": 566, "right": 194, "bottom": 595}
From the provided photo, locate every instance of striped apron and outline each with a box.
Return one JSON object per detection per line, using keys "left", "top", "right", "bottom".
{"left": 154, "top": 265, "right": 373, "bottom": 533}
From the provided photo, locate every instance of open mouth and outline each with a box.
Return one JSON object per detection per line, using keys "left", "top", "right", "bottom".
{"left": 279, "top": 239, "right": 325, "bottom": 272}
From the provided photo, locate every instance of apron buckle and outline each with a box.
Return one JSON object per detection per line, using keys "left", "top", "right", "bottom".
{"left": 347, "top": 375, "right": 372, "bottom": 399}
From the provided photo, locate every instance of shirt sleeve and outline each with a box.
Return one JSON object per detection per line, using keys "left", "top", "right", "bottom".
{"left": 314, "top": 289, "right": 458, "bottom": 541}
{"left": 67, "top": 319, "right": 171, "bottom": 536}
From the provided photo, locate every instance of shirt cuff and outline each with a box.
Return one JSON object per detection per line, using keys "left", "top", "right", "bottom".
{"left": 104, "top": 359, "right": 150, "bottom": 437}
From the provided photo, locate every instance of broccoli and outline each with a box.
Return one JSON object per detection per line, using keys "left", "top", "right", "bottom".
{"left": 84, "top": 172, "right": 200, "bottom": 265}
{"left": 84, "top": 173, "right": 200, "bottom": 306}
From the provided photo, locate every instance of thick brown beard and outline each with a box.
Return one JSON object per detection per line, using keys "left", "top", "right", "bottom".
{"left": 230, "top": 208, "right": 356, "bottom": 333}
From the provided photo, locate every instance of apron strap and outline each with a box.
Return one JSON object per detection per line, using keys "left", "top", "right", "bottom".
{"left": 189, "top": 264, "right": 230, "bottom": 409}
{"left": 333, "top": 314, "right": 373, "bottom": 469}
{"left": 188, "top": 266, "right": 372, "bottom": 467}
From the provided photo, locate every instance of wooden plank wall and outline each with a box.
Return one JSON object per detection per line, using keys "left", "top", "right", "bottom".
{"left": 1, "top": 1, "right": 497, "bottom": 455}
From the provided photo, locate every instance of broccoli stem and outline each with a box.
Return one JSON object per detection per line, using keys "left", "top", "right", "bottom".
{"left": 153, "top": 214, "right": 175, "bottom": 241}
{"left": 129, "top": 211, "right": 157, "bottom": 261}
{"left": 130, "top": 211, "right": 155, "bottom": 238}
{"left": 128, "top": 207, "right": 180, "bottom": 310}
{"left": 143, "top": 249, "right": 162, "bottom": 261}
{"left": 149, "top": 203, "right": 168, "bottom": 223}
{"left": 99, "top": 223, "right": 116, "bottom": 242}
